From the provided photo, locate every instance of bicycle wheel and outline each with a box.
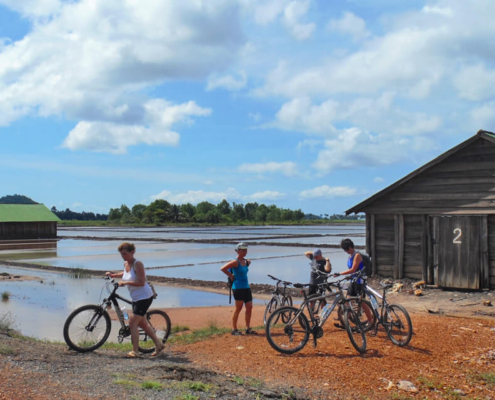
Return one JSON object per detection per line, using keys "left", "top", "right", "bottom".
{"left": 343, "top": 307, "right": 367, "bottom": 354}
{"left": 265, "top": 306, "right": 310, "bottom": 355}
{"left": 63, "top": 305, "right": 111, "bottom": 352}
{"left": 263, "top": 297, "right": 279, "bottom": 325}
{"left": 281, "top": 296, "right": 293, "bottom": 323}
{"left": 384, "top": 304, "right": 412, "bottom": 347}
{"left": 338, "top": 300, "right": 376, "bottom": 333}
{"left": 138, "top": 310, "right": 172, "bottom": 353}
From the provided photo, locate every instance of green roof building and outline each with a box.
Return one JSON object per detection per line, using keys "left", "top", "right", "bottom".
{"left": 0, "top": 204, "right": 60, "bottom": 240}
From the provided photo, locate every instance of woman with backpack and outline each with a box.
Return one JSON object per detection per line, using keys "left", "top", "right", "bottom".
{"left": 105, "top": 242, "right": 164, "bottom": 358}
{"left": 334, "top": 238, "right": 365, "bottom": 296}
{"left": 220, "top": 242, "right": 257, "bottom": 336}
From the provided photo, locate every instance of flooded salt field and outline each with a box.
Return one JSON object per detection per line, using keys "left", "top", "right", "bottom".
{"left": 0, "top": 224, "right": 364, "bottom": 340}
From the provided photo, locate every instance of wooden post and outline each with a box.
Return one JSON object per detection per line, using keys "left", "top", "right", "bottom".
{"left": 396, "top": 214, "right": 404, "bottom": 279}
{"left": 365, "top": 213, "right": 371, "bottom": 255}
{"left": 482, "top": 215, "right": 489, "bottom": 289}
{"left": 421, "top": 214, "right": 428, "bottom": 282}
{"left": 370, "top": 214, "right": 376, "bottom": 276}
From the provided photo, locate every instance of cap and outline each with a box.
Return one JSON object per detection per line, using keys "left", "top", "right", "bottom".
{"left": 313, "top": 248, "right": 322, "bottom": 257}
{"left": 235, "top": 242, "right": 248, "bottom": 251}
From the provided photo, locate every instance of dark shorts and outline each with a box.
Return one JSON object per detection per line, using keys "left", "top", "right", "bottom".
{"left": 132, "top": 296, "right": 153, "bottom": 316}
{"left": 233, "top": 288, "right": 253, "bottom": 303}
{"left": 347, "top": 282, "right": 364, "bottom": 297}
{"left": 308, "top": 285, "right": 318, "bottom": 296}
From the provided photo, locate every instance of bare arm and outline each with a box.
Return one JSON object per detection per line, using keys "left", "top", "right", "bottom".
{"left": 324, "top": 258, "right": 332, "bottom": 273}
{"left": 304, "top": 251, "right": 313, "bottom": 259}
{"left": 340, "top": 253, "right": 362, "bottom": 275}
{"left": 106, "top": 271, "right": 123, "bottom": 278}
{"left": 220, "top": 260, "right": 238, "bottom": 281}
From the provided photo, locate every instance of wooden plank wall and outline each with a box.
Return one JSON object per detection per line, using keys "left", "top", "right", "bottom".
{"left": 375, "top": 214, "right": 396, "bottom": 277}
{"left": 403, "top": 215, "right": 423, "bottom": 280}
{"left": 0, "top": 222, "right": 57, "bottom": 240}
{"left": 488, "top": 215, "right": 495, "bottom": 289}
{"left": 364, "top": 138, "right": 495, "bottom": 215}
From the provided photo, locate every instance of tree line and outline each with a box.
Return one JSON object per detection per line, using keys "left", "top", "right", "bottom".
{"left": 107, "top": 199, "right": 306, "bottom": 224}
{"left": 50, "top": 207, "right": 108, "bottom": 221}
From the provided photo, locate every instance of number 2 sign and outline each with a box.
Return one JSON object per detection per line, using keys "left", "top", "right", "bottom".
{"left": 453, "top": 228, "right": 462, "bottom": 244}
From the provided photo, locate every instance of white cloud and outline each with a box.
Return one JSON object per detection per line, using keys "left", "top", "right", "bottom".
{"left": 271, "top": 94, "right": 441, "bottom": 137}
{"left": 300, "top": 185, "right": 356, "bottom": 199}
{"left": 0, "top": 0, "right": 61, "bottom": 18}
{"left": 246, "top": 191, "right": 286, "bottom": 201}
{"left": 373, "top": 177, "right": 385, "bottom": 183}
{"left": 470, "top": 102, "right": 495, "bottom": 129}
{"left": 151, "top": 188, "right": 242, "bottom": 204}
{"left": 282, "top": 0, "right": 315, "bottom": 41}
{"left": 238, "top": 161, "right": 298, "bottom": 176}
{"left": 0, "top": 0, "right": 243, "bottom": 150}
{"left": 206, "top": 71, "right": 247, "bottom": 91}
{"left": 422, "top": 5, "right": 453, "bottom": 18}
{"left": 454, "top": 64, "right": 495, "bottom": 101}
{"left": 62, "top": 99, "right": 211, "bottom": 153}
{"left": 327, "top": 12, "right": 370, "bottom": 41}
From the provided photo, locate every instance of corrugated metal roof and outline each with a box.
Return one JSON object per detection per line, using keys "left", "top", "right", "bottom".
{"left": 0, "top": 204, "right": 61, "bottom": 223}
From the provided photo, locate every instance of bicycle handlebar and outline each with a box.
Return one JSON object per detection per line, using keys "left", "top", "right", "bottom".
{"left": 267, "top": 274, "right": 292, "bottom": 286}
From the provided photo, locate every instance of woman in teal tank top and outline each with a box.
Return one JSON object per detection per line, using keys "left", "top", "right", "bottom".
{"left": 220, "top": 242, "right": 256, "bottom": 336}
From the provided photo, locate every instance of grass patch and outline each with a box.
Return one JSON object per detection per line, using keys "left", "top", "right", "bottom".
{"left": 0, "top": 344, "right": 16, "bottom": 355}
{"left": 114, "top": 378, "right": 139, "bottom": 388}
{"left": 232, "top": 376, "right": 244, "bottom": 385}
{"left": 68, "top": 268, "right": 91, "bottom": 279}
{"left": 1, "top": 291, "right": 11, "bottom": 301}
{"left": 0, "top": 312, "right": 16, "bottom": 331}
{"left": 168, "top": 325, "right": 230, "bottom": 345}
{"left": 171, "top": 325, "right": 190, "bottom": 334}
{"left": 469, "top": 372, "right": 495, "bottom": 386}
{"left": 173, "top": 395, "right": 199, "bottom": 400}
{"left": 418, "top": 376, "right": 443, "bottom": 391}
{"left": 246, "top": 377, "right": 264, "bottom": 388}
{"left": 187, "top": 382, "right": 212, "bottom": 392}
{"left": 140, "top": 380, "right": 163, "bottom": 390}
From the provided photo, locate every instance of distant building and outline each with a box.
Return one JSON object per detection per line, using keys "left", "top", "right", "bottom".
{"left": 346, "top": 130, "right": 495, "bottom": 290}
{"left": 0, "top": 204, "right": 61, "bottom": 240}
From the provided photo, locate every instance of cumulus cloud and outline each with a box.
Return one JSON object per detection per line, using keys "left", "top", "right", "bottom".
{"left": 151, "top": 188, "right": 242, "bottom": 204}
{"left": 238, "top": 161, "right": 298, "bottom": 176}
{"left": 373, "top": 177, "right": 385, "bottom": 183}
{"left": 270, "top": 94, "right": 442, "bottom": 137}
{"left": 246, "top": 191, "right": 286, "bottom": 201}
{"left": 454, "top": 64, "right": 495, "bottom": 101}
{"left": 206, "top": 71, "right": 247, "bottom": 91}
{"left": 300, "top": 185, "right": 356, "bottom": 199}
{"left": 0, "top": 0, "right": 244, "bottom": 151}
{"left": 470, "top": 102, "right": 495, "bottom": 129}
{"left": 0, "top": 0, "right": 61, "bottom": 18}
{"left": 282, "top": 0, "right": 315, "bottom": 41}
{"left": 327, "top": 12, "right": 370, "bottom": 41}
{"left": 62, "top": 99, "right": 211, "bottom": 153}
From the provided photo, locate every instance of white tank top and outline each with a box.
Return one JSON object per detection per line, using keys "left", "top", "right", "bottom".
{"left": 122, "top": 259, "right": 153, "bottom": 302}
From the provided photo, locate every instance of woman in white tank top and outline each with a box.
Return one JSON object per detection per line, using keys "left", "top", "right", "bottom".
{"left": 105, "top": 242, "right": 164, "bottom": 358}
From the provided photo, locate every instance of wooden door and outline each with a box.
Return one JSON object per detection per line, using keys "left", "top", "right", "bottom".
{"left": 432, "top": 216, "right": 481, "bottom": 289}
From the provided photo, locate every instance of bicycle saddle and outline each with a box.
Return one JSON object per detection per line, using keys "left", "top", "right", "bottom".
{"left": 380, "top": 282, "right": 393, "bottom": 289}
{"left": 293, "top": 283, "right": 311, "bottom": 288}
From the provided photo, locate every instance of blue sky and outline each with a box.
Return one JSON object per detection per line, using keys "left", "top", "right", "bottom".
{"left": 1, "top": 0, "right": 494, "bottom": 216}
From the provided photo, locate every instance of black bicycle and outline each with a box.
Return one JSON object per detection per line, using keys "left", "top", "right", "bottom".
{"left": 265, "top": 272, "right": 367, "bottom": 355}
{"left": 63, "top": 276, "right": 171, "bottom": 353}
{"left": 263, "top": 274, "right": 293, "bottom": 325}
{"left": 361, "top": 280, "right": 413, "bottom": 346}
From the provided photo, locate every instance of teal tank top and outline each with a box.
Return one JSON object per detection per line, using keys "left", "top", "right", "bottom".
{"left": 232, "top": 259, "right": 250, "bottom": 290}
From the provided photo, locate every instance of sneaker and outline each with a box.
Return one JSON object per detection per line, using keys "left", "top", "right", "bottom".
{"left": 334, "top": 322, "right": 345, "bottom": 330}
{"left": 231, "top": 329, "right": 243, "bottom": 336}
{"left": 245, "top": 328, "right": 258, "bottom": 335}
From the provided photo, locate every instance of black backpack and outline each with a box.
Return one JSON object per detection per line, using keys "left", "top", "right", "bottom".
{"left": 357, "top": 252, "right": 372, "bottom": 277}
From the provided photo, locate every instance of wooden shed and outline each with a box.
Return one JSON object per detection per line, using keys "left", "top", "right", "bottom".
{"left": 0, "top": 204, "right": 61, "bottom": 240}
{"left": 346, "top": 130, "right": 495, "bottom": 290}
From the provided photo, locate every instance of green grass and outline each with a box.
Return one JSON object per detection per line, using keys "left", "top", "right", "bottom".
{"left": 232, "top": 376, "right": 244, "bottom": 385}
{"left": 0, "top": 312, "right": 15, "bottom": 330}
{"left": 469, "top": 372, "right": 495, "bottom": 386}
{"left": 246, "top": 377, "right": 264, "bottom": 388}
{"left": 171, "top": 325, "right": 190, "bottom": 334}
{"left": 173, "top": 395, "right": 199, "bottom": 400}
{"left": 1, "top": 291, "right": 11, "bottom": 301}
{"left": 187, "top": 382, "right": 212, "bottom": 392}
{"left": 114, "top": 378, "right": 139, "bottom": 388}
{"left": 168, "top": 325, "right": 231, "bottom": 345}
{"left": 0, "top": 344, "right": 15, "bottom": 355}
{"left": 68, "top": 268, "right": 91, "bottom": 279}
{"left": 140, "top": 380, "right": 163, "bottom": 390}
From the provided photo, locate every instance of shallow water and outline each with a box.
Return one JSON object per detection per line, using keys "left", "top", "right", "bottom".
{"left": 0, "top": 225, "right": 364, "bottom": 340}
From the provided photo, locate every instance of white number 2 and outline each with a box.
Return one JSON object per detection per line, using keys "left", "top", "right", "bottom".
{"left": 453, "top": 228, "right": 462, "bottom": 244}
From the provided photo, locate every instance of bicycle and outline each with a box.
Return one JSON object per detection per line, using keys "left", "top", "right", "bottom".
{"left": 360, "top": 279, "right": 413, "bottom": 346}
{"left": 63, "top": 276, "right": 171, "bottom": 353}
{"left": 265, "top": 271, "right": 367, "bottom": 355}
{"left": 263, "top": 274, "right": 293, "bottom": 325}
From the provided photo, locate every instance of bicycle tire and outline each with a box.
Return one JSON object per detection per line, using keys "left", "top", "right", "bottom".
{"left": 138, "top": 310, "right": 172, "bottom": 353}
{"left": 263, "top": 297, "right": 279, "bottom": 325}
{"left": 384, "top": 304, "right": 412, "bottom": 347}
{"left": 63, "top": 304, "right": 111, "bottom": 352}
{"left": 337, "top": 300, "right": 376, "bottom": 333}
{"left": 344, "top": 307, "right": 367, "bottom": 354}
{"left": 265, "top": 306, "right": 310, "bottom": 355}
{"left": 281, "top": 296, "right": 293, "bottom": 323}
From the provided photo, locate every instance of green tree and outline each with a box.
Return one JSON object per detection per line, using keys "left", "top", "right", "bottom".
{"left": 254, "top": 204, "right": 268, "bottom": 222}
{"left": 231, "top": 202, "right": 245, "bottom": 221}
{"left": 196, "top": 201, "right": 216, "bottom": 215}
{"left": 170, "top": 204, "right": 183, "bottom": 223}
{"left": 131, "top": 204, "right": 147, "bottom": 220}
{"left": 217, "top": 199, "right": 231, "bottom": 215}
{"left": 244, "top": 202, "right": 258, "bottom": 220}
{"left": 120, "top": 204, "right": 131, "bottom": 217}
{"left": 108, "top": 207, "right": 122, "bottom": 221}
{"left": 180, "top": 203, "right": 196, "bottom": 219}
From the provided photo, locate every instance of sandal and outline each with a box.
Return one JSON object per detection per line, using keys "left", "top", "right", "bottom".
{"left": 126, "top": 351, "right": 140, "bottom": 358}
{"left": 245, "top": 328, "right": 258, "bottom": 335}
{"left": 151, "top": 345, "right": 165, "bottom": 357}
{"left": 231, "top": 329, "right": 243, "bottom": 336}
